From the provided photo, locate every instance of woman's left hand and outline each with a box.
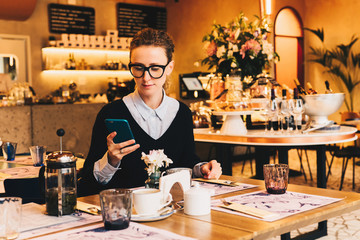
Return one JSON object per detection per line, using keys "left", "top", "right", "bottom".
{"left": 200, "top": 160, "right": 222, "bottom": 179}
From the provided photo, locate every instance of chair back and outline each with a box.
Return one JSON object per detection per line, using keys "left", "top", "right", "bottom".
{"left": 4, "top": 177, "right": 45, "bottom": 204}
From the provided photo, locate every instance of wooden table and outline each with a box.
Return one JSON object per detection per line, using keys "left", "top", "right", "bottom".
{"left": 194, "top": 126, "right": 358, "bottom": 188}
{"left": 74, "top": 176, "right": 360, "bottom": 240}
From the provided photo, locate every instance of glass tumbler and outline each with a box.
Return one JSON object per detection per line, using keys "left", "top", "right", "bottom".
{"left": 263, "top": 164, "right": 289, "bottom": 194}
{"left": 99, "top": 189, "right": 132, "bottom": 230}
{"left": 0, "top": 197, "right": 22, "bottom": 240}
{"left": 2, "top": 142, "right": 17, "bottom": 161}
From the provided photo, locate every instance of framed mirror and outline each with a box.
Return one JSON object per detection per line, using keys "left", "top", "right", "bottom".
{"left": 0, "top": 55, "right": 19, "bottom": 81}
{"left": 0, "top": 34, "right": 31, "bottom": 92}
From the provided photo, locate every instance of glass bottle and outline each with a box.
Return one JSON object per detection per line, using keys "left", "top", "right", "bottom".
{"left": 269, "top": 88, "right": 279, "bottom": 132}
{"left": 279, "top": 89, "right": 290, "bottom": 133}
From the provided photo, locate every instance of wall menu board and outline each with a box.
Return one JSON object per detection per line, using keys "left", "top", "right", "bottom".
{"left": 117, "top": 3, "right": 167, "bottom": 37}
{"left": 48, "top": 3, "right": 95, "bottom": 35}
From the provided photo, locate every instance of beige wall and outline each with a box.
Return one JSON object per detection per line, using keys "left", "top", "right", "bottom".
{"left": 0, "top": 0, "right": 163, "bottom": 97}
{"left": 165, "top": 0, "right": 262, "bottom": 96}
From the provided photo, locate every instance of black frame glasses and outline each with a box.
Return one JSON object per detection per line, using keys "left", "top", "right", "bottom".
{"left": 128, "top": 61, "right": 170, "bottom": 79}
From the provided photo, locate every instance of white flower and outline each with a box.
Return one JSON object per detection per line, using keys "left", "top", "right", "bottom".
{"left": 141, "top": 149, "right": 173, "bottom": 175}
{"left": 217, "top": 45, "right": 226, "bottom": 58}
{"left": 228, "top": 50, "right": 233, "bottom": 57}
{"left": 231, "top": 62, "right": 237, "bottom": 68}
{"left": 262, "top": 40, "right": 274, "bottom": 56}
{"left": 232, "top": 44, "right": 239, "bottom": 52}
{"left": 234, "top": 28, "right": 241, "bottom": 40}
{"left": 243, "top": 75, "right": 253, "bottom": 84}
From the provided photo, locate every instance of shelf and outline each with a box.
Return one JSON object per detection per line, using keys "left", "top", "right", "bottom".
{"left": 41, "top": 69, "right": 132, "bottom": 76}
{"left": 42, "top": 47, "right": 129, "bottom": 55}
{"left": 42, "top": 47, "right": 130, "bottom": 72}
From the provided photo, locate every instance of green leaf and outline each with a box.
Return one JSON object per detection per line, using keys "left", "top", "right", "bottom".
{"left": 304, "top": 27, "right": 324, "bottom": 42}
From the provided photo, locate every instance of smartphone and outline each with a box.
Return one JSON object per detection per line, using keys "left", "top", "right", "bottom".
{"left": 105, "top": 119, "right": 135, "bottom": 144}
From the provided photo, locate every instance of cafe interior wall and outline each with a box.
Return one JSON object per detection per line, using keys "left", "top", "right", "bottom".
{"left": 166, "top": 0, "right": 360, "bottom": 123}
{"left": 0, "top": 0, "right": 358, "bottom": 120}
{"left": 0, "top": 0, "right": 164, "bottom": 98}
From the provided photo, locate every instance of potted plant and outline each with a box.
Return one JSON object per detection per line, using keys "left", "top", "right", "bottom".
{"left": 305, "top": 27, "right": 360, "bottom": 118}
{"left": 201, "top": 12, "right": 279, "bottom": 90}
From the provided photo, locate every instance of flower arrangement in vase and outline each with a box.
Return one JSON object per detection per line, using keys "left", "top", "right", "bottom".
{"left": 201, "top": 12, "right": 279, "bottom": 89}
{"left": 141, "top": 149, "right": 173, "bottom": 189}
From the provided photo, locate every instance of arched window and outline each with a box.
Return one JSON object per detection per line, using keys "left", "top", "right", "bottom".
{"left": 274, "top": 7, "right": 304, "bottom": 89}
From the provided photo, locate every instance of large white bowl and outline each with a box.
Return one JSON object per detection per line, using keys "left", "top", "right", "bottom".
{"left": 304, "top": 93, "right": 345, "bottom": 127}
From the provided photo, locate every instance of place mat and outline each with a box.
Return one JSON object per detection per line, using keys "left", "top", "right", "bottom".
{"left": 0, "top": 156, "right": 85, "bottom": 169}
{"left": 193, "top": 180, "right": 258, "bottom": 196}
{"left": 0, "top": 172, "right": 11, "bottom": 180}
{"left": 211, "top": 191, "right": 343, "bottom": 222}
{"left": 219, "top": 202, "right": 279, "bottom": 219}
{"left": 29, "top": 222, "right": 196, "bottom": 240}
{"left": 0, "top": 166, "right": 39, "bottom": 180}
{"left": 19, "top": 203, "right": 101, "bottom": 239}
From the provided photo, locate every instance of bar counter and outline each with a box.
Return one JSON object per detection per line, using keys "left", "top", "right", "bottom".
{"left": 0, "top": 103, "right": 105, "bottom": 155}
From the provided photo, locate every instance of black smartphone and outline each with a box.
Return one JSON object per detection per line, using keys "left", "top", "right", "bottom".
{"left": 105, "top": 119, "right": 135, "bottom": 144}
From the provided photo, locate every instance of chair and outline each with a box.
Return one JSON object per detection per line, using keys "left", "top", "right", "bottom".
{"left": 295, "top": 147, "right": 313, "bottom": 182}
{"left": 330, "top": 146, "right": 360, "bottom": 190}
{"left": 4, "top": 177, "right": 45, "bottom": 204}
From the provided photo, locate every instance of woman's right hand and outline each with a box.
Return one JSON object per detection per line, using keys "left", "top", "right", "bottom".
{"left": 107, "top": 131, "right": 140, "bottom": 167}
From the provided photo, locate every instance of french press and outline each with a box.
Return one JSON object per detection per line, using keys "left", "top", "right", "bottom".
{"left": 44, "top": 129, "right": 77, "bottom": 216}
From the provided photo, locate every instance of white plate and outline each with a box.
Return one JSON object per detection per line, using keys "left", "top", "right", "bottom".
{"left": 131, "top": 207, "right": 174, "bottom": 222}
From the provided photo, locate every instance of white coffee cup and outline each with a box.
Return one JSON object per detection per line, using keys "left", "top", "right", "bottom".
{"left": 132, "top": 189, "right": 172, "bottom": 216}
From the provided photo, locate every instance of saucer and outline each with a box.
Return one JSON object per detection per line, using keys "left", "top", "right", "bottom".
{"left": 131, "top": 207, "right": 174, "bottom": 222}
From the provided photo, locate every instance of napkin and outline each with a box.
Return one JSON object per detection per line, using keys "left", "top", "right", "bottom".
{"left": 219, "top": 202, "right": 279, "bottom": 219}
{"left": 77, "top": 201, "right": 101, "bottom": 215}
{"left": 193, "top": 178, "right": 241, "bottom": 187}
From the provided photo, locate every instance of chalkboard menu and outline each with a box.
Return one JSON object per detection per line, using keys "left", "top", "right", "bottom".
{"left": 48, "top": 3, "right": 95, "bottom": 35}
{"left": 117, "top": 3, "right": 167, "bottom": 37}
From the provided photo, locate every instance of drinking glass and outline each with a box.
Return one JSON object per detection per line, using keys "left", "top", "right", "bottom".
{"left": 263, "top": 164, "right": 289, "bottom": 194}
{"left": 267, "top": 99, "right": 279, "bottom": 133}
{"left": 0, "top": 197, "right": 22, "bottom": 240}
{"left": 99, "top": 189, "right": 132, "bottom": 230}
{"left": 259, "top": 101, "right": 272, "bottom": 134}
{"left": 2, "top": 142, "right": 17, "bottom": 161}
{"left": 289, "top": 99, "right": 305, "bottom": 134}
{"left": 279, "top": 99, "right": 290, "bottom": 134}
{"left": 29, "top": 145, "right": 47, "bottom": 166}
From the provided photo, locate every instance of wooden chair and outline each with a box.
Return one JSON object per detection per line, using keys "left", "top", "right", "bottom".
{"left": 332, "top": 146, "right": 360, "bottom": 190}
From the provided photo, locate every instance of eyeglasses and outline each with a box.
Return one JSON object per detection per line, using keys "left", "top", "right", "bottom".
{"left": 128, "top": 62, "right": 170, "bottom": 79}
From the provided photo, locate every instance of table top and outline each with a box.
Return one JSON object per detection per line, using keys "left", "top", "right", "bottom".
{"left": 76, "top": 176, "right": 360, "bottom": 240}
{"left": 194, "top": 126, "right": 358, "bottom": 146}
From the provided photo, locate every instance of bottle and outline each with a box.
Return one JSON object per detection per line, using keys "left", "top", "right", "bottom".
{"left": 325, "top": 80, "right": 333, "bottom": 93}
{"left": 270, "top": 88, "right": 279, "bottom": 131}
{"left": 280, "top": 89, "right": 288, "bottom": 131}
{"left": 306, "top": 82, "right": 317, "bottom": 94}
{"left": 66, "top": 53, "right": 76, "bottom": 70}
{"left": 294, "top": 78, "right": 307, "bottom": 95}
{"left": 289, "top": 88, "right": 298, "bottom": 130}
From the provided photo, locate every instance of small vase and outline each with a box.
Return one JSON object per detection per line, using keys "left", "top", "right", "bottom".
{"left": 145, "top": 170, "right": 161, "bottom": 189}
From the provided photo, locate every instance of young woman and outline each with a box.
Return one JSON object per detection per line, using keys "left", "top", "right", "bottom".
{"left": 78, "top": 28, "right": 222, "bottom": 196}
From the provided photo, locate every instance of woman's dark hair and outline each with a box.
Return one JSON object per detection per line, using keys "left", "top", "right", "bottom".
{"left": 130, "top": 28, "right": 175, "bottom": 62}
